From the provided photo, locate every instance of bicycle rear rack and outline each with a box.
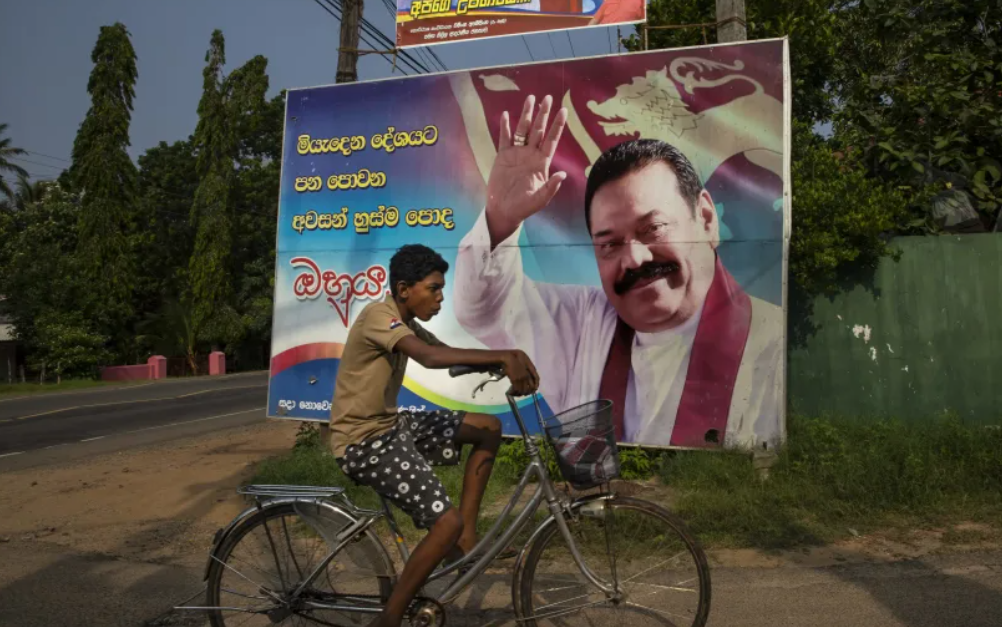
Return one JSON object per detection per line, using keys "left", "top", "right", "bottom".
{"left": 238, "top": 484, "right": 347, "bottom": 499}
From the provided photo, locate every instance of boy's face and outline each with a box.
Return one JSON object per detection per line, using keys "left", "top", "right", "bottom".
{"left": 398, "top": 271, "right": 445, "bottom": 322}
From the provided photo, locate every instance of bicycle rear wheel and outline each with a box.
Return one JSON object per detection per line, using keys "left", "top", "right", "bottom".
{"left": 205, "top": 501, "right": 395, "bottom": 626}
{"left": 515, "top": 495, "right": 711, "bottom": 627}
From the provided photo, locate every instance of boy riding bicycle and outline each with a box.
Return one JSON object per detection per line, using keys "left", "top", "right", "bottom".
{"left": 330, "top": 243, "right": 540, "bottom": 627}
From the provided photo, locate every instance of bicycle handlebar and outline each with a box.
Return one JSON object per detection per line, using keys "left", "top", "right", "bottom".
{"left": 448, "top": 364, "right": 505, "bottom": 379}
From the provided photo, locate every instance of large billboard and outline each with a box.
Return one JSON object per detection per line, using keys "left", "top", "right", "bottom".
{"left": 396, "top": 0, "right": 646, "bottom": 48}
{"left": 268, "top": 39, "right": 791, "bottom": 452}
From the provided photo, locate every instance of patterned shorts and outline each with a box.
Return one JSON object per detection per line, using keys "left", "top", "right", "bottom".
{"left": 337, "top": 409, "right": 466, "bottom": 530}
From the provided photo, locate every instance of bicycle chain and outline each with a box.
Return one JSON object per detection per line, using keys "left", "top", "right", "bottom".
{"left": 285, "top": 593, "right": 445, "bottom": 627}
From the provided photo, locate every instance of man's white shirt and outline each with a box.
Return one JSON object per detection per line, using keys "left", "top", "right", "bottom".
{"left": 453, "top": 209, "right": 786, "bottom": 450}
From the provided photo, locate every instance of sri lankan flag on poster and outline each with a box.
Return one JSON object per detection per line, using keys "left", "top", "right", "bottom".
{"left": 396, "top": 0, "right": 646, "bottom": 48}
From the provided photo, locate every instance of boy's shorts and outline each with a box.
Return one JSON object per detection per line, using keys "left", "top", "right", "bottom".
{"left": 337, "top": 409, "right": 466, "bottom": 530}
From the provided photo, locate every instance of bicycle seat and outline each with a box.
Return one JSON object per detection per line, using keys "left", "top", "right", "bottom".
{"left": 238, "top": 485, "right": 346, "bottom": 498}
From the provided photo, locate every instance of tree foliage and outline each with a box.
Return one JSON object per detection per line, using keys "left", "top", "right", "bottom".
{"left": 188, "top": 30, "right": 274, "bottom": 347}
{"left": 70, "top": 22, "right": 139, "bottom": 344}
{"left": 0, "top": 123, "right": 30, "bottom": 201}
{"left": 0, "top": 185, "right": 106, "bottom": 376}
{"left": 629, "top": 0, "right": 841, "bottom": 123}
{"left": 833, "top": 0, "right": 1002, "bottom": 231}
{"left": 789, "top": 122, "right": 908, "bottom": 297}
{"left": 188, "top": 29, "right": 235, "bottom": 346}
{"left": 1, "top": 25, "right": 283, "bottom": 379}
{"left": 636, "top": 0, "right": 1002, "bottom": 301}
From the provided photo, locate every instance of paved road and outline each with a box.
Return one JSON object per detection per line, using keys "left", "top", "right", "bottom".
{"left": 1, "top": 541, "right": 999, "bottom": 627}
{"left": 0, "top": 372, "right": 269, "bottom": 466}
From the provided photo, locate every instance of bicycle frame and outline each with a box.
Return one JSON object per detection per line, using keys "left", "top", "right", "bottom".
{"left": 184, "top": 382, "right": 620, "bottom": 618}
{"left": 377, "top": 388, "right": 618, "bottom": 604}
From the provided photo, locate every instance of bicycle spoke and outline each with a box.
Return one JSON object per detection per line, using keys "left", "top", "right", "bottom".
{"left": 534, "top": 590, "right": 597, "bottom": 612}
{"left": 221, "top": 587, "right": 271, "bottom": 601}
{"left": 521, "top": 498, "right": 709, "bottom": 627}
{"left": 622, "top": 551, "right": 690, "bottom": 584}
{"left": 627, "top": 579, "right": 699, "bottom": 594}
{"left": 212, "top": 553, "right": 273, "bottom": 593}
{"left": 529, "top": 598, "right": 610, "bottom": 622}
{"left": 624, "top": 600, "right": 691, "bottom": 625}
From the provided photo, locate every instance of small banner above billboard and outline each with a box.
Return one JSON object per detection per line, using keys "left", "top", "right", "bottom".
{"left": 396, "top": 0, "right": 647, "bottom": 49}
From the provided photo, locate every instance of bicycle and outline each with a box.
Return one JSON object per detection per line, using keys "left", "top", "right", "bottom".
{"left": 179, "top": 365, "right": 712, "bottom": 626}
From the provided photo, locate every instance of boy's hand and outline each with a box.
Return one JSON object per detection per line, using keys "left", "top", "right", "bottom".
{"left": 501, "top": 349, "right": 540, "bottom": 396}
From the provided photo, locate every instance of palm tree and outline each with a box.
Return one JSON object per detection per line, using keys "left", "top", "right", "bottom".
{"left": 0, "top": 123, "right": 30, "bottom": 201}
{"left": 13, "top": 173, "right": 52, "bottom": 210}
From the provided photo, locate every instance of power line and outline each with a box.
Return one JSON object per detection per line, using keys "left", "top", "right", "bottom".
{"left": 10, "top": 157, "right": 64, "bottom": 170}
{"left": 379, "top": 0, "right": 447, "bottom": 71}
{"left": 311, "top": 0, "right": 412, "bottom": 75}
{"left": 24, "top": 150, "right": 71, "bottom": 164}
{"left": 565, "top": 31, "right": 576, "bottom": 57}
{"left": 318, "top": 0, "right": 434, "bottom": 75}
{"left": 345, "top": 0, "right": 430, "bottom": 74}
{"left": 522, "top": 36, "right": 535, "bottom": 61}
{"left": 607, "top": 27, "right": 613, "bottom": 53}
{"left": 547, "top": 33, "right": 558, "bottom": 58}
{"left": 425, "top": 48, "right": 448, "bottom": 73}
{"left": 312, "top": 0, "right": 409, "bottom": 75}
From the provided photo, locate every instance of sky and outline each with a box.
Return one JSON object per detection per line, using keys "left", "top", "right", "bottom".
{"left": 0, "top": 0, "right": 630, "bottom": 181}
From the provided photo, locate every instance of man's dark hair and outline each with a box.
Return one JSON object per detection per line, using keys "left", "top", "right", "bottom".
{"left": 389, "top": 244, "right": 449, "bottom": 297}
{"left": 584, "top": 139, "right": 704, "bottom": 232}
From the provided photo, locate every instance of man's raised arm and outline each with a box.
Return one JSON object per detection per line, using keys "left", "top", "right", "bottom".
{"left": 452, "top": 93, "right": 594, "bottom": 411}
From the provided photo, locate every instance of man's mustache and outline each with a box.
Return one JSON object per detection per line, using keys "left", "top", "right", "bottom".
{"left": 614, "top": 261, "right": 681, "bottom": 295}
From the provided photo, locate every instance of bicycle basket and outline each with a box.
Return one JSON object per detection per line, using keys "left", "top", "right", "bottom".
{"left": 540, "top": 400, "right": 620, "bottom": 490}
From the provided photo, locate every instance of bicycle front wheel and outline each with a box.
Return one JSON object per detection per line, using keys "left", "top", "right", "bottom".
{"left": 515, "top": 495, "right": 711, "bottom": 627}
{"left": 205, "top": 501, "right": 395, "bottom": 627}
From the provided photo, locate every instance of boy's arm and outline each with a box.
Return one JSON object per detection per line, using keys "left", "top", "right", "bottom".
{"left": 395, "top": 334, "right": 539, "bottom": 396}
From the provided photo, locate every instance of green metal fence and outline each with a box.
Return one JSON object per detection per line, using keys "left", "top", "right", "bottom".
{"left": 788, "top": 234, "right": 1002, "bottom": 422}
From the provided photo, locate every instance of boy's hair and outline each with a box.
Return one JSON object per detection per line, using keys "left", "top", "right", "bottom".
{"left": 389, "top": 244, "right": 449, "bottom": 297}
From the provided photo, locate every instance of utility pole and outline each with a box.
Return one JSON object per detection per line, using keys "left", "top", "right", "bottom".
{"left": 323, "top": 0, "right": 365, "bottom": 451}
{"left": 336, "top": 0, "right": 364, "bottom": 84}
{"left": 715, "top": 0, "right": 747, "bottom": 42}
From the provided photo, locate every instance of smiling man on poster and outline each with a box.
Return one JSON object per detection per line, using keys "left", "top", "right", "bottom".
{"left": 453, "top": 93, "right": 784, "bottom": 450}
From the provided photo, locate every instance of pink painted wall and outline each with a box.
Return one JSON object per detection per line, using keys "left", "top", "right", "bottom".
{"left": 100, "top": 355, "right": 168, "bottom": 382}
{"left": 208, "top": 351, "right": 226, "bottom": 376}
{"left": 148, "top": 355, "right": 167, "bottom": 379}
{"left": 100, "top": 364, "right": 152, "bottom": 381}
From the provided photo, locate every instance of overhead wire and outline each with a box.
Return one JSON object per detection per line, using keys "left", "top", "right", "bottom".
{"left": 522, "top": 36, "right": 536, "bottom": 61}
{"left": 311, "top": 0, "right": 412, "bottom": 75}
{"left": 565, "top": 31, "right": 576, "bottom": 57}
{"left": 377, "top": 0, "right": 448, "bottom": 72}
{"left": 24, "top": 150, "right": 71, "bottom": 164}
{"left": 311, "top": 0, "right": 408, "bottom": 74}
{"left": 10, "top": 157, "right": 64, "bottom": 170}
{"left": 546, "top": 33, "right": 558, "bottom": 58}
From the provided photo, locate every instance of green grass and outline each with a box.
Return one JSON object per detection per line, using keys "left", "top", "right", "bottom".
{"left": 0, "top": 379, "right": 144, "bottom": 396}
{"left": 659, "top": 414, "right": 1002, "bottom": 549}
{"left": 250, "top": 415, "right": 1002, "bottom": 551}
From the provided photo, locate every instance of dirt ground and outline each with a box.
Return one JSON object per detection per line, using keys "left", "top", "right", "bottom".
{"left": 2, "top": 419, "right": 1000, "bottom": 573}
{"left": 2, "top": 421, "right": 1001, "bottom": 627}
{"left": 0, "top": 420, "right": 302, "bottom": 573}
